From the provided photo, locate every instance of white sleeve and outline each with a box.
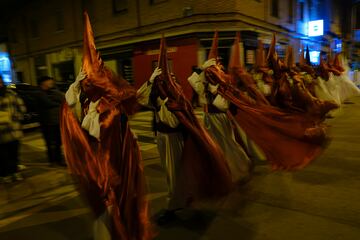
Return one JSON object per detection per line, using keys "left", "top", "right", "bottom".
{"left": 187, "top": 72, "right": 207, "bottom": 105}
{"left": 81, "top": 100, "right": 101, "bottom": 140}
{"left": 137, "top": 81, "right": 152, "bottom": 107}
{"left": 212, "top": 94, "right": 230, "bottom": 112}
{"left": 188, "top": 72, "right": 204, "bottom": 94}
{"left": 65, "top": 82, "right": 81, "bottom": 106}
{"left": 157, "top": 97, "right": 179, "bottom": 128}
{"left": 65, "top": 82, "right": 83, "bottom": 121}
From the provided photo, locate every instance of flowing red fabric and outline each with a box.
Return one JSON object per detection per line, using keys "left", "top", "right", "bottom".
{"left": 228, "top": 33, "right": 270, "bottom": 105}
{"left": 60, "top": 12, "right": 152, "bottom": 240}
{"left": 267, "top": 38, "right": 337, "bottom": 120}
{"left": 205, "top": 67, "right": 327, "bottom": 170}
{"left": 153, "top": 36, "right": 233, "bottom": 199}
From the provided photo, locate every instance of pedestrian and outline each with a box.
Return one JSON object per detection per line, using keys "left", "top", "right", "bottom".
{"left": 36, "top": 75, "right": 65, "bottom": 166}
{"left": 61, "top": 12, "right": 152, "bottom": 240}
{"left": 0, "top": 75, "right": 26, "bottom": 183}
{"left": 137, "top": 36, "right": 233, "bottom": 225}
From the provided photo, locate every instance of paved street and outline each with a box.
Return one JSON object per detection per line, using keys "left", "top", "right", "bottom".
{"left": 0, "top": 98, "right": 360, "bottom": 240}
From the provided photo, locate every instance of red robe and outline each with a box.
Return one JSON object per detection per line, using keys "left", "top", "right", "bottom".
{"left": 205, "top": 66, "right": 328, "bottom": 170}
{"left": 60, "top": 69, "right": 152, "bottom": 240}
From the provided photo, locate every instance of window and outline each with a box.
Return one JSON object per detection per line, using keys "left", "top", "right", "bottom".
{"left": 149, "top": 0, "right": 168, "bottom": 5}
{"left": 30, "top": 20, "right": 39, "bottom": 38}
{"left": 288, "top": 0, "right": 293, "bottom": 23}
{"left": 113, "top": 0, "right": 127, "bottom": 13}
{"left": 271, "top": 0, "right": 279, "bottom": 18}
{"left": 55, "top": 11, "right": 64, "bottom": 31}
{"left": 299, "top": 2, "right": 304, "bottom": 21}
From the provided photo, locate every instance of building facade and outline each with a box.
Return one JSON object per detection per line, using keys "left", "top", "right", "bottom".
{"left": 5, "top": 0, "right": 349, "bottom": 98}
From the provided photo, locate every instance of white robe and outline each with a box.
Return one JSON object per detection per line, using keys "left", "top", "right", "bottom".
{"left": 188, "top": 72, "right": 255, "bottom": 183}
{"left": 137, "top": 81, "right": 187, "bottom": 210}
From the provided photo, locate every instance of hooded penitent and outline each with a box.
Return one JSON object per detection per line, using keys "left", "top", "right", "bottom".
{"left": 151, "top": 35, "right": 233, "bottom": 199}
{"left": 333, "top": 53, "right": 345, "bottom": 73}
{"left": 299, "top": 46, "right": 316, "bottom": 76}
{"left": 228, "top": 32, "right": 269, "bottom": 105}
{"left": 204, "top": 32, "right": 329, "bottom": 170}
{"left": 60, "top": 12, "right": 152, "bottom": 240}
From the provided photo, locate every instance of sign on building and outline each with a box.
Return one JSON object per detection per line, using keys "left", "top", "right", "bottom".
{"left": 308, "top": 20, "right": 324, "bottom": 37}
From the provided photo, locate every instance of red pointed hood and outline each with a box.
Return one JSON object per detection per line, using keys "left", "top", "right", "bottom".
{"left": 208, "top": 31, "right": 219, "bottom": 60}
{"left": 228, "top": 32, "right": 241, "bottom": 70}
{"left": 158, "top": 34, "right": 170, "bottom": 78}
{"left": 333, "top": 53, "right": 345, "bottom": 72}
{"left": 299, "top": 46, "right": 305, "bottom": 66}
{"left": 285, "top": 45, "right": 294, "bottom": 69}
{"left": 255, "top": 40, "right": 266, "bottom": 68}
{"left": 82, "top": 11, "right": 103, "bottom": 75}
{"left": 327, "top": 49, "right": 334, "bottom": 65}
{"left": 267, "top": 33, "right": 277, "bottom": 61}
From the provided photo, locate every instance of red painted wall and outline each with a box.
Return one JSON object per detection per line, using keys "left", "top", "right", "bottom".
{"left": 133, "top": 39, "right": 198, "bottom": 100}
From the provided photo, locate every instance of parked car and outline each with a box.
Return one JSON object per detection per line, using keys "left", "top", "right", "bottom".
{"left": 7, "top": 83, "right": 40, "bottom": 125}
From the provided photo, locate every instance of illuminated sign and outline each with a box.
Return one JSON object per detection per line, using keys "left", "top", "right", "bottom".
{"left": 308, "top": 20, "right": 324, "bottom": 37}
{"left": 354, "top": 29, "right": 360, "bottom": 42}
{"left": 309, "top": 51, "right": 320, "bottom": 64}
{"left": 0, "top": 51, "right": 12, "bottom": 84}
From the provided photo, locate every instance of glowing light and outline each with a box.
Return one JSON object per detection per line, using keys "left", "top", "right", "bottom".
{"left": 310, "top": 51, "right": 320, "bottom": 64}
{"left": 308, "top": 20, "right": 324, "bottom": 37}
{"left": 0, "top": 52, "right": 12, "bottom": 83}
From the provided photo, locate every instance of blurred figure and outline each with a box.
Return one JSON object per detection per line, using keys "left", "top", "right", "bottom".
{"left": 36, "top": 76, "right": 65, "bottom": 166}
{"left": 0, "top": 75, "right": 26, "bottom": 183}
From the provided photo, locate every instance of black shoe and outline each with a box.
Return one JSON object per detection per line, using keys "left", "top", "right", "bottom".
{"left": 156, "top": 210, "right": 177, "bottom": 226}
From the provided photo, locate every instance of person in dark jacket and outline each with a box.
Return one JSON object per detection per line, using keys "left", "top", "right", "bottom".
{"left": 37, "top": 76, "right": 65, "bottom": 166}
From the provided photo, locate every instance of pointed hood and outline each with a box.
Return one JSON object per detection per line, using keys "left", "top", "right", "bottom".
{"left": 299, "top": 46, "right": 305, "bottom": 66}
{"left": 228, "top": 32, "right": 241, "bottom": 70}
{"left": 333, "top": 53, "right": 345, "bottom": 72}
{"left": 267, "top": 33, "right": 277, "bottom": 61}
{"left": 327, "top": 49, "right": 334, "bottom": 65}
{"left": 333, "top": 53, "right": 342, "bottom": 68}
{"left": 255, "top": 40, "right": 266, "bottom": 68}
{"left": 305, "top": 45, "right": 311, "bottom": 65}
{"left": 158, "top": 34, "right": 169, "bottom": 78}
{"left": 82, "top": 11, "right": 103, "bottom": 74}
{"left": 208, "top": 31, "right": 219, "bottom": 60}
{"left": 285, "top": 45, "right": 294, "bottom": 68}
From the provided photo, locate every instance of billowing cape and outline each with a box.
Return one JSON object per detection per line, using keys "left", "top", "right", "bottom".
{"left": 204, "top": 32, "right": 328, "bottom": 170}
{"left": 151, "top": 35, "right": 233, "bottom": 199}
{"left": 205, "top": 67, "right": 327, "bottom": 170}
{"left": 228, "top": 32, "right": 270, "bottom": 105}
{"left": 60, "top": 12, "right": 152, "bottom": 240}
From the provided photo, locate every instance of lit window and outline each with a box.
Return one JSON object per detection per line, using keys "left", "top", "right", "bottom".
{"left": 309, "top": 51, "right": 320, "bottom": 64}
